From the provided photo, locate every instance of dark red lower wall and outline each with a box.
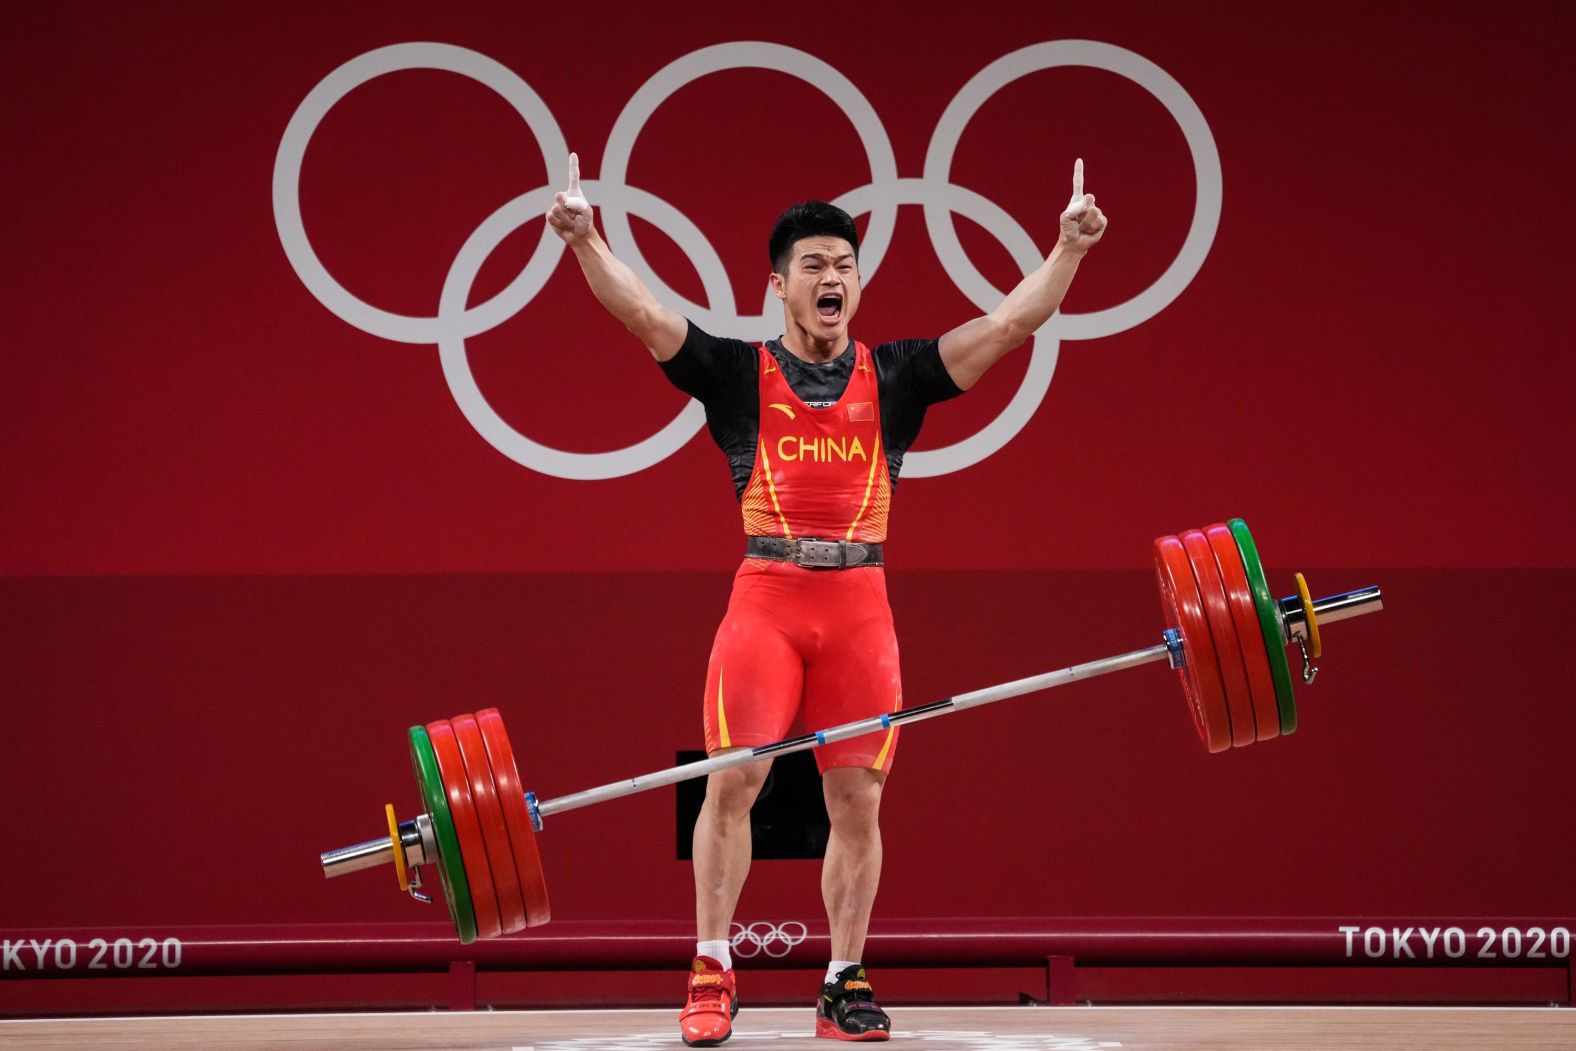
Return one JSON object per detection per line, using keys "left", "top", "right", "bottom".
{"left": 4, "top": 920, "right": 1571, "bottom": 1012}
{"left": 2, "top": 567, "right": 1567, "bottom": 931}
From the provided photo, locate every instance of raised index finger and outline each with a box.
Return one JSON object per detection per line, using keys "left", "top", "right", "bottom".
{"left": 567, "top": 152, "right": 582, "bottom": 197}
{"left": 1072, "top": 157, "right": 1084, "bottom": 201}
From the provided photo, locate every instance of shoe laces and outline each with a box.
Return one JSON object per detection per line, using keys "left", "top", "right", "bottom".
{"left": 688, "top": 971, "right": 728, "bottom": 1007}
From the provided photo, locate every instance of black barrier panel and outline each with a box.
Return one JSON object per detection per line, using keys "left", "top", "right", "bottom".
{"left": 674, "top": 750, "right": 830, "bottom": 860}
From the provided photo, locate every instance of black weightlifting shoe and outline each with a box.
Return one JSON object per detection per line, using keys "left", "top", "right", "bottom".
{"left": 815, "top": 964, "right": 891, "bottom": 1041}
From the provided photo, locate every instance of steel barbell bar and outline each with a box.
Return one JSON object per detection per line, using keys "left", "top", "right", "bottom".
{"left": 318, "top": 518, "right": 1384, "bottom": 942}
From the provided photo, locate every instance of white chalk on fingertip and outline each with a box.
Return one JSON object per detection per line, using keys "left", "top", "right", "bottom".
{"left": 565, "top": 196, "right": 588, "bottom": 211}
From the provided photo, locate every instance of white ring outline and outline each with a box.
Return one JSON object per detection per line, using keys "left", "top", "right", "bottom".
{"left": 598, "top": 42, "right": 902, "bottom": 343}
{"left": 272, "top": 42, "right": 569, "bottom": 345}
{"left": 274, "top": 41, "right": 1222, "bottom": 478}
{"left": 922, "top": 39, "right": 1223, "bottom": 341}
{"left": 437, "top": 181, "right": 714, "bottom": 480}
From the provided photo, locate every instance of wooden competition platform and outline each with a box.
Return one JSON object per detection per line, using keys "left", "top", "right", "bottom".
{"left": 3, "top": 1006, "right": 1575, "bottom": 1049}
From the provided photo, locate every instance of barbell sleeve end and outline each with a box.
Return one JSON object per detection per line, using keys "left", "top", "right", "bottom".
{"left": 1286, "top": 584, "right": 1383, "bottom": 628}
{"left": 321, "top": 817, "right": 430, "bottom": 878}
{"left": 320, "top": 837, "right": 392, "bottom": 879}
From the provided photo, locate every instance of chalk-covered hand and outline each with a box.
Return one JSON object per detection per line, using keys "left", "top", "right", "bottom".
{"left": 546, "top": 152, "right": 593, "bottom": 244}
{"left": 1059, "top": 158, "right": 1107, "bottom": 252}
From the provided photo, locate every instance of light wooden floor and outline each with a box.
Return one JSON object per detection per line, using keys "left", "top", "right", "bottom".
{"left": 2, "top": 1006, "right": 1573, "bottom": 1050}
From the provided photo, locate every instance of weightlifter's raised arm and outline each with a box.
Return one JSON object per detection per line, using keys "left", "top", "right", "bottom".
{"left": 937, "top": 159, "right": 1108, "bottom": 390}
{"left": 545, "top": 152, "right": 687, "bottom": 361}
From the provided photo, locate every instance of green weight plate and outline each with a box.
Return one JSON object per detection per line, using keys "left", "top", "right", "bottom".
{"left": 1227, "top": 519, "right": 1297, "bottom": 734}
{"left": 409, "top": 724, "right": 478, "bottom": 944}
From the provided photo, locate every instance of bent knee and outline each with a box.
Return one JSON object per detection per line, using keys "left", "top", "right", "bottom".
{"left": 702, "top": 754, "right": 770, "bottom": 816}
{"left": 822, "top": 767, "right": 886, "bottom": 824}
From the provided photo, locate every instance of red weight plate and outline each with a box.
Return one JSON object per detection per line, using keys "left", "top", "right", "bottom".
{"left": 426, "top": 718, "right": 503, "bottom": 941}
{"left": 453, "top": 713, "right": 527, "bottom": 935}
{"left": 1154, "top": 535, "right": 1231, "bottom": 753}
{"left": 1181, "top": 529, "right": 1255, "bottom": 748}
{"left": 477, "top": 707, "right": 550, "bottom": 927}
{"left": 1206, "top": 523, "right": 1280, "bottom": 743}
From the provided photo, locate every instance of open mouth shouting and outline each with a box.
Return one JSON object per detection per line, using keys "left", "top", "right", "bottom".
{"left": 816, "top": 291, "right": 844, "bottom": 324}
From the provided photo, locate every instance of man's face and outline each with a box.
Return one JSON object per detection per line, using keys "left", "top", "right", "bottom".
{"left": 771, "top": 236, "right": 861, "bottom": 345}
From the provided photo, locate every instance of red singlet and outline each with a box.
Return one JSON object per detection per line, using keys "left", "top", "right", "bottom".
{"left": 702, "top": 342, "right": 902, "bottom": 772}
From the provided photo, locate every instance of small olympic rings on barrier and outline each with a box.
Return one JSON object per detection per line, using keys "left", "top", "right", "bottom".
{"left": 274, "top": 40, "right": 1221, "bottom": 480}
{"left": 729, "top": 919, "right": 808, "bottom": 959}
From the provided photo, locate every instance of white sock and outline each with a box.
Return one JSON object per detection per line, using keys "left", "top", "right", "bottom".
{"left": 825, "top": 960, "right": 860, "bottom": 985}
{"left": 697, "top": 939, "right": 732, "bottom": 970}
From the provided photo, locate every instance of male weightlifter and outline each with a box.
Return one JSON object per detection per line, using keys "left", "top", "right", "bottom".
{"left": 546, "top": 155, "right": 1105, "bottom": 1045}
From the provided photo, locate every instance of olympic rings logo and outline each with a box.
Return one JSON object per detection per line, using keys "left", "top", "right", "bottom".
{"left": 729, "top": 919, "right": 808, "bottom": 959}
{"left": 273, "top": 41, "right": 1221, "bottom": 480}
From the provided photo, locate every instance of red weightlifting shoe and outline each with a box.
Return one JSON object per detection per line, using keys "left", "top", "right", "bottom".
{"left": 679, "top": 956, "right": 739, "bottom": 1047}
{"left": 815, "top": 964, "right": 890, "bottom": 1041}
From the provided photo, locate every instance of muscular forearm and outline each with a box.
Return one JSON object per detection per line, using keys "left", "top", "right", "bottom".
{"left": 938, "top": 161, "right": 1107, "bottom": 391}
{"left": 569, "top": 228, "right": 686, "bottom": 360}
{"left": 990, "top": 242, "right": 1086, "bottom": 345}
{"left": 545, "top": 153, "right": 686, "bottom": 360}
{"left": 939, "top": 243, "right": 1087, "bottom": 391}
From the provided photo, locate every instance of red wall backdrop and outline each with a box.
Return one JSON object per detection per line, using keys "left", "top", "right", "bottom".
{"left": 2, "top": 1, "right": 1571, "bottom": 943}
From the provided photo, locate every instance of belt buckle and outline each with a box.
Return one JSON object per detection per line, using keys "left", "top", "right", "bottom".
{"left": 793, "top": 539, "right": 844, "bottom": 568}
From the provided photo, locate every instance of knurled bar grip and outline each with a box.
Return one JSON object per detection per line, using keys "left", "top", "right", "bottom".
{"left": 322, "top": 584, "right": 1383, "bottom": 878}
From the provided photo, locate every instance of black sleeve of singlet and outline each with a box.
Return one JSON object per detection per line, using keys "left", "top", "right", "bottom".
{"left": 658, "top": 320, "right": 760, "bottom": 497}
{"left": 657, "top": 320, "right": 756, "bottom": 403}
{"left": 873, "top": 339, "right": 964, "bottom": 482}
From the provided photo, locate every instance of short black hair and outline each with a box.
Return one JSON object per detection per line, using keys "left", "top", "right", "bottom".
{"left": 768, "top": 201, "right": 859, "bottom": 276}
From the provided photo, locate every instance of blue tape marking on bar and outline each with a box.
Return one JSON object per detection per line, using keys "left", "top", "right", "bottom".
{"left": 1164, "top": 628, "right": 1185, "bottom": 670}
{"left": 881, "top": 714, "right": 891, "bottom": 729}
{"left": 526, "top": 791, "right": 543, "bottom": 832}
{"left": 816, "top": 731, "right": 827, "bottom": 746}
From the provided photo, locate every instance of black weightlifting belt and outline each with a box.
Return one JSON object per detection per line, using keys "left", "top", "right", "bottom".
{"left": 745, "top": 536, "right": 884, "bottom": 569}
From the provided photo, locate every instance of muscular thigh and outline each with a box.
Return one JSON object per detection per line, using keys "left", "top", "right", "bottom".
{"left": 803, "top": 568, "right": 902, "bottom": 774}
{"left": 701, "top": 562, "right": 802, "bottom": 754}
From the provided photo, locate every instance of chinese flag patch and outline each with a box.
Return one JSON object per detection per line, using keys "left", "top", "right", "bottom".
{"left": 847, "top": 401, "right": 874, "bottom": 423}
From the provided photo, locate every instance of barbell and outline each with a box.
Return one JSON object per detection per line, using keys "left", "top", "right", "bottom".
{"left": 319, "top": 518, "right": 1383, "bottom": 943}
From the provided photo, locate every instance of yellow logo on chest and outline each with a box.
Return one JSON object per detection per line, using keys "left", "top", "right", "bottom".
{"left": 777, "top": 434, "right": 868, "bottom": 463}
